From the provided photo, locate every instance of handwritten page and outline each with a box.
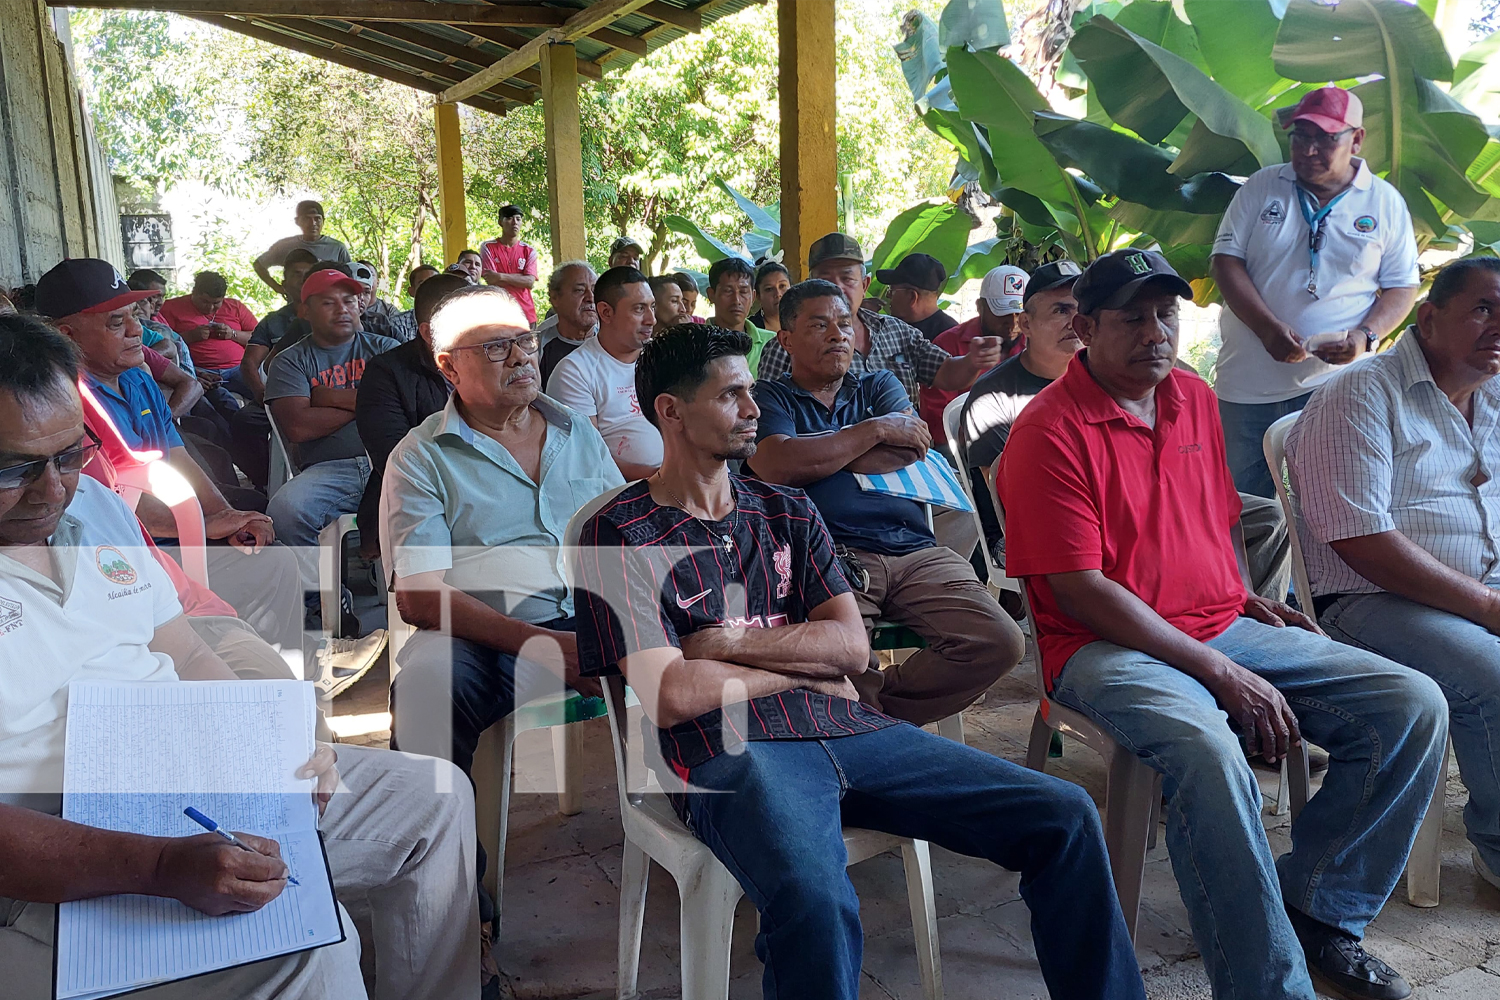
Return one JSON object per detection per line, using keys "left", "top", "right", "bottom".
{"left": 57, "top": 681, "right": 342, "bottom": 1000}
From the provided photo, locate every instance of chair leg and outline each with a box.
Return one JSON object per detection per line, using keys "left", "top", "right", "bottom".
{"left": 473, "top": 719, "right": 515, "bottom": 921}
{"left": 617, "top": 841, "right": 651, "bottom": 1000}
{"left": 1272, "top": 756, "right": 1290, "bottom": 817}
{"left": 1025, "top": 709, "right": 1051, "bottom": 772}
{"left": 554, "top": 723, "right": 584, "bottom": 817}
{"left": 935, "top": 712, "right": 965, "bottom": 745}
{"left": 1147, "top": 791, "right": 1162, "bottom": 852}
{"left": 1103, "top": 749, "right": 1158, "bottom": 943}
{"left": 677, "top": 862, "right": 741, "bottom": 1000}
{"left": 1406, "top": 741, "right": 1450, "bottom": 908}
{"left": 900, "top": 839, "right": 943, "bottom": 1000}
{"left": 1288, "top": 742, "right": 1311, "bottom": 821}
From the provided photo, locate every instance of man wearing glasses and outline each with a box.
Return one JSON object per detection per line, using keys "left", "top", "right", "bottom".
{"left": 381, "top": 285, "right": 621, "bottom": 785}
{"left": 1210, "top": 86, "right": 1420, "bottom": 498}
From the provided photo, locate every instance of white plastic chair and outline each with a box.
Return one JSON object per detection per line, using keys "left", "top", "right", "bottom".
{"left": 1264, "top": 411, "right": 1450, "bottom": 907}
{"left": 940, "top": 391, "right": 1019, "bottom": 597}
{"left": 265, "top": 404, "right": 295, "bottom": 500}
{"left": 565, "top": 486, "right": 943, "bottom": 999}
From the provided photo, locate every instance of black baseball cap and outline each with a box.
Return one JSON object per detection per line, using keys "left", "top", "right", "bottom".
{"left": 1022, "top": 259, "right": 1084, "bottom": 305}
{"left": 876, "top": 253, "right": 947, "bottom": 292}
{"left": 1072, "top": 249, "right": 1192, "bottom": 315}
{"left": 34, "top": 258, "right": 157, "bottom": 320}
{"left": 807, "top": 232, "right": 865, "bottom": 271}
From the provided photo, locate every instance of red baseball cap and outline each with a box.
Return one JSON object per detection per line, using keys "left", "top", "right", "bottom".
{"left": 300, "top": 267, "right": 363, "bottom": 304}
{"left": 34, "top": 258, "right": 156, "bottom": 320}
{"left": 1286, "top": 86, "right": 1363, "bottom": 134}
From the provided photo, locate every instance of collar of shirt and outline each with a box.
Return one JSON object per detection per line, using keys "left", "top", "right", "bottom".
{"left": 1392, "top": 324, "right": 1500, "bottom": 425}
{"left": 433, "top": 392, "right": 576, "bottom": 485}
{"left": 1276, "top": 157, "right": 1374, "bottom": 194}
{"left": 1059, "top": 350, "right": 1187, "bottom": 432}
{"left": 0, "top": 511, "right": 84, "bottom": 604}
{"left": 775, "top": 370, "right": 862, "bottom": 407}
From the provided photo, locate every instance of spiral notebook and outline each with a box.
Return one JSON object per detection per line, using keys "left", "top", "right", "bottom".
{"left": 56, "top": 680, "right": 343, "bottom": 1000}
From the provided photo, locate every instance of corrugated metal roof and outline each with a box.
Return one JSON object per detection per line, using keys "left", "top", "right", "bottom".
{"left": 151, "top": 0, "right": 767, "bottom": 115}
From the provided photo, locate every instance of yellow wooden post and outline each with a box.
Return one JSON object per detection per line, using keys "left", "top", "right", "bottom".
{"left": 778, "top": 0, "right": 839, "bottom": 281}
{"left": 434, "top": 101, "right": 467, "bottom": 265}
{"left": 541, "top": 42, "right": 587, "bottom": 263}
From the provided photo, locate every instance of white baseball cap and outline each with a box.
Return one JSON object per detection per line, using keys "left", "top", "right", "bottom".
{"left": 979, "top": 265, "right": 1028, "bottom": 317}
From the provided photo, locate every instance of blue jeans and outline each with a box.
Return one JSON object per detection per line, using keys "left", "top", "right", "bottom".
{"left": 1321, "top": 591, "right": 1500, "bottom": 873}
{"left": 1218, "top": 393, "right": 1312, "bottom": 498}
{"left": 265, "top": 456, "right": 369, "bottom": 601}
{"left": 1052, "top": 616, "right": 1448, "bottom": 1000}
{"left": 680, "top": 725, "right": 1145, "bottom": 1000}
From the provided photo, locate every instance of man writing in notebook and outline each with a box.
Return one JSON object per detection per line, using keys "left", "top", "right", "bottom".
{"left": 0, "top": 322, "right": 480, "bottom": 999}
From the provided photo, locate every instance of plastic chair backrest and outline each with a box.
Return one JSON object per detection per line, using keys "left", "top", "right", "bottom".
{"left": 1262, "top": 411, "right": 1317, "bottom": 624}
{"left": 265, "top": 405, "right": 298, "bottom": 497}
{"left": 941, "top": 392, "right": 969, "bottom": 468}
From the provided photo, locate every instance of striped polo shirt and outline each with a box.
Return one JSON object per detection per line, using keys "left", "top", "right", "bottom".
{"left": 576, "top": 477, "right": 898, "bottom": 777}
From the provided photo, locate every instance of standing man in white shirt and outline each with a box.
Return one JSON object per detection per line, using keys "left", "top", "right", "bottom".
{"left": 547, "top": 266, "right": 661, "bottom": 480}
{"left": 1211, "top": 86, "right": 1420, "bottom": 497}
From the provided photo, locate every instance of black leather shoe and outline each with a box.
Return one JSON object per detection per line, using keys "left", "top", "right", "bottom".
{"left": 1302, "top": 928, "right": 1411, "bottom": 1000}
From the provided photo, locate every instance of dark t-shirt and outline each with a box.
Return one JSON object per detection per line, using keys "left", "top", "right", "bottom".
{"left": 541, "top": 336, "right": 586, "bottom": 392}
{"left": 264, "top": 331, "right": 399, "bottom": 467}
{"left": 750, "top": 371, "right": 935, "bottom": 557}
{"left": 910, "top": 309, "right": 959, "bottom": 342}
{"left": 249, "top": 302, "right": 309, "bottom": 351}
{"left": 957, "top": 354, "right": 1054, "bottom": 552}
{"left": 575, "top": 477, "right": 897, "bottom": 776}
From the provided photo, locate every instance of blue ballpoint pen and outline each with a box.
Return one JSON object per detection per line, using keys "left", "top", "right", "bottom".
{"left": 183, "top": 807, "right": 300, "bottom": 886}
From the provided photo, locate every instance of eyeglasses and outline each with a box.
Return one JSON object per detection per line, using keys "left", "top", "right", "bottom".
{"left": 0, "top": 430, "right": 102, "bottom": 491}
{"left": 449, "top": 332, "right": 540, "bottom": 362}
{"left": 1289, "top": 128, "right": 1354, "bottom": 151}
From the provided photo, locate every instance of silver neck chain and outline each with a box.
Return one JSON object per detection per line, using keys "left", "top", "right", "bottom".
{"left": 654, "top": 475, "right": 738, "bottom": 553}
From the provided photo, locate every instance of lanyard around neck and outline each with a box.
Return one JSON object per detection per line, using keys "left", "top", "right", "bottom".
{"left": 1294, "top": 185, "right": 1350, "bottom": 299}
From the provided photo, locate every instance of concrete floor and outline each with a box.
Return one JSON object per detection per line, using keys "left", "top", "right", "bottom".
{"left": 333, "top": 653, "right": 1500, "bottom": 1000}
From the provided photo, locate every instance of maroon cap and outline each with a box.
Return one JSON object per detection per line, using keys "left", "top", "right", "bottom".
{"left": 1286, "top": 86, "right": 1363, "bottom": 134}
{"left": 34, "top": 258, "right": 155, "bottom": 320}
{"left": 300, "top": 268, "right": 363, "bottom": 303}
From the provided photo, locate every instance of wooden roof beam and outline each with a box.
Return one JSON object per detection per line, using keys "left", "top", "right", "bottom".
{"left": 53, "top": 1, "right": 567, "bottom": 26}
{"left": 348, "top": 21, "right": 545, "bottom": 88}
{"left": 462, "top": 25, "right": 604, "bottom": 80}
{"left": 188, "top": 14, "right": 510, "bottom": 115}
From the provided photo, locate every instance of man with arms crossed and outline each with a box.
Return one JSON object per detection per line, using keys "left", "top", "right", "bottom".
{"left": 548, "top": 266, "right": 660, "bottom": 480}
{"left": 576, "top": 322, "right": 1145, "bottom": 1000}
{"left": 998, "top": 249, "right": 1447, "bottom": 1000}
{"left": 1289, "top": 255, "right": 1500, "bottom": 895}
{"left": 477, "top": 205, "right": 539, "bottom": 327}
{"left": 0, "top": 323, "right": 476, "bottom": 999}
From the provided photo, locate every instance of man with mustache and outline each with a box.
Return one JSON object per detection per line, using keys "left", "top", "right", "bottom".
{"left": 997, "top": 249, "right": 1448, "bottom": 1000}
{"left": 1211, "top": 86, "right": 1419, "bottom": 498}
{"left": 748, "top": 280, "right": 1024, "bottom": 726}
{"left": 381, "top": 287, "right": 621, "bottom": 949}
{"left": 1288, "top": 255, "right": 1500, "bottom": 900}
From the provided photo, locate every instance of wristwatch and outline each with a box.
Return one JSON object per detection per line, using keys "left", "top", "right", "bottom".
{"left": 1357, "top": 324, "right": 1377, "bottom": 352}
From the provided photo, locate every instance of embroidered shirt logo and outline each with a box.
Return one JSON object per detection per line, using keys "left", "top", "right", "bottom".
{"left": 95, "top": 545, "right": 138, "bottom": 585}
{"left": 0, "top": 596, "right": 21, "bottom": 635}
{"left": 774, "top": 543, "right": 793, "bottom": 599}
{"left": 1354, "top": 215, "right": 1377, "bottom": 233}
{"left": 1260, "top": 200, "right": 1286, "bottom": 225}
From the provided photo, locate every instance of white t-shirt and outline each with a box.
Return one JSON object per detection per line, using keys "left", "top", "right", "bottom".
{"left": 0, "top": 477, "right": 182, "bottom": 801}
{"left": 1211, "top": 160, "right": 1419, "bottom": 404}
{"left": 546, "top": 335, "right": 663, "bottom": 470}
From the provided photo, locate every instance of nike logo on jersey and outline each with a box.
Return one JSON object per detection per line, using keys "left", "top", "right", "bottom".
{"left": 676, "top": 588, "right": 712, "bottom": 609}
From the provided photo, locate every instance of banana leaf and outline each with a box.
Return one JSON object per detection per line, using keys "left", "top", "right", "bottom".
{"left": 664, "top": 215, "right": 748, "bottom": 265}
{"left": 1272, "top": 0, "right": 1451, "bottom": 84}
{"left": 945, "top": 236, "right": 1012, "bottom": 292}
{"left": 1353, "top": 72, "right": 1489, "bottom": 221}
{"left": 894, "top": 10, "right": 944, "bottom": 104}
{"left": 938, "top": 0, "right": 1009, "bottom": 52}
{"left": 1070, "top": 15, "right": 1281, "bottom": 166}
{"left": 867, "top": 201, "right": 974, "bottom": 297}
{"left": 1452, "top": 31, "right": 1500, "bottom": 122}
{"left": 1111, "top": 0, "right": 1211, "bottom": 74}
{"left": 1183, "top": 0, "right": 1287, "bottom": 107}
{"left": 714, "top": 177, "right": 780, "bottom": 236}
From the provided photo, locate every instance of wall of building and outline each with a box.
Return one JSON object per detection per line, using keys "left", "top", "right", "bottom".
{"left": 0, "top": 0, "right": 121, "bottom": 290}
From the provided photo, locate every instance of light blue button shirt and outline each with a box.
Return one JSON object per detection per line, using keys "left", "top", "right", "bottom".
{"left": 380, "top": 393, "right": 624, "bottom": 623}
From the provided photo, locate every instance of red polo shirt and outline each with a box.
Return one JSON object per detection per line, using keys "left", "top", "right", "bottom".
{"left": 997, "top": 352, "right": 1244, "bottom": 689}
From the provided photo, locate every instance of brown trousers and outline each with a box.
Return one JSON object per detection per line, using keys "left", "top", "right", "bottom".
{"left": 846, "top": 544, "right": 1025, "bottom": 725}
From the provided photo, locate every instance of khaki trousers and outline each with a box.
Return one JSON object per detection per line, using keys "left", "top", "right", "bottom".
{"left": 0, "top": 746, "right": 478, "bottom": 1000}
{"left": 847, "top": 544, "right": 1025, "bottom": 725}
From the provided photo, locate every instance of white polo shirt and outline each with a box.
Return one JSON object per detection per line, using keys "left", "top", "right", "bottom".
{"left": 1211, "top": 159, "right": 1418, "bottom": 404}
{"left": 0, "top": 476, "right": 181, "bottom": 802}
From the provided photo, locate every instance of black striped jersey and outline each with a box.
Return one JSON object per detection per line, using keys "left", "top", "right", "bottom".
{"left": 576, "top": 476, "right": 899, "bottom": 776}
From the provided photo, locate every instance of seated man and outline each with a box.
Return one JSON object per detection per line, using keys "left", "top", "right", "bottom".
{"left": 158, "top": 270, "right": 257, "bottom": 400}
{"left": 880, "top": 251, "right": 957, "bottom": 341}
{"left": 36, "top": 259, "right": 301, "bottom": 655}
{"left": 748, "top": 280, "right": 1024, "bottom": 724}
{"left": 671, "top": 271, "right": 702, "bottom": 321}
{"left": 648, "top": 273, "right": 687, "bottom": 329}
{"left": 997, "top": 248, "right": 1448, "bottom": 1000}
{"left": 0, "top": 323, "right": 477, "bottom": 1000}
{"left": 706, "top": 256, "right": 775, "bottom": 374}
{"left": 242, "top": 249, "right": 319, "bottom": 404}
{"left": 1288, "top": 254, "right": 1500, "bottom": 893}
{"left": 354, "top": 272, "right": 467, "bottom": 548}
{"left": 537, "top": 261, "right": 597, "bottom": 389}
{"left": 576, "top": 322, "right": 1145, "bottom": 1000}
{"left": 548, "top": 266, "right": 661, "bottom": 480}
{"left": 264, "top": 267, "right": 398, "bottom": 630}
{"left": 384, "top": 285, "right": 621, "bottom": 777}
{"left": 922, "top": 263, "right": 1029, "bottom": 450}
{"left": 389, "top": 263, "right": 438, "bottom": 344}
{"left": 748, "top": 259, "right": 790, "bottom": 332}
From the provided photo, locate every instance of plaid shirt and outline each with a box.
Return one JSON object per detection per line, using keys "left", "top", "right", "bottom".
{"left": 755, "top": 308, "right": 951, "bottom": 403}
